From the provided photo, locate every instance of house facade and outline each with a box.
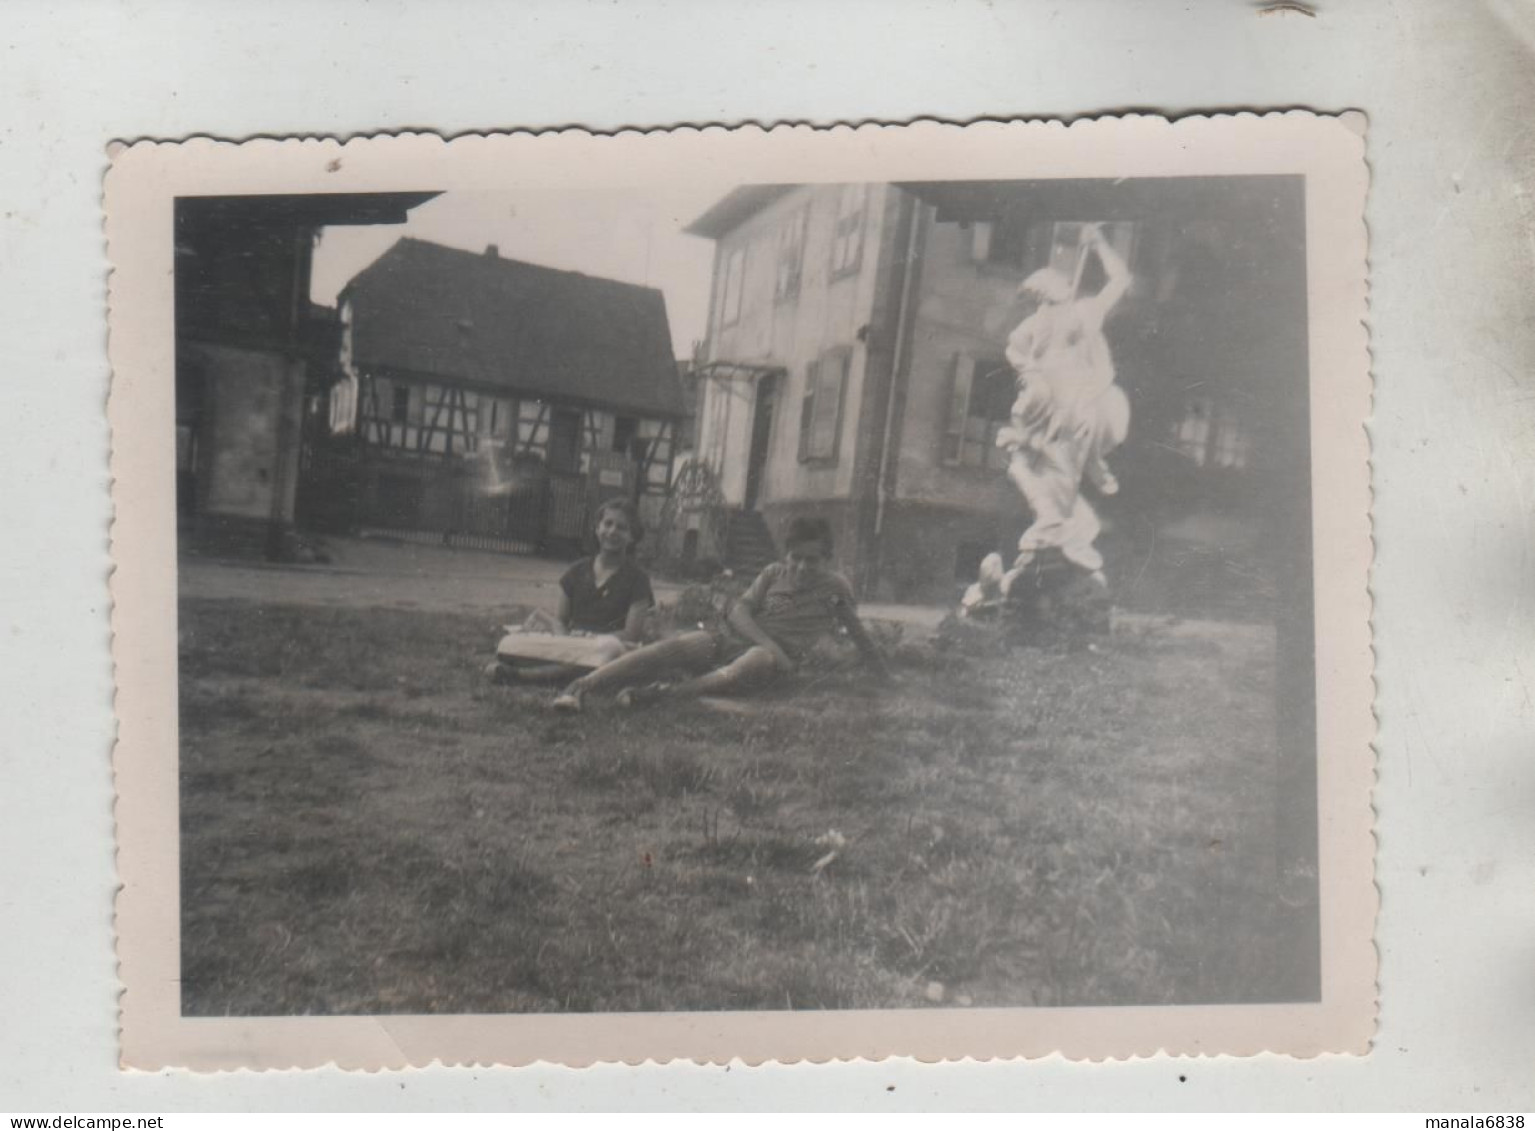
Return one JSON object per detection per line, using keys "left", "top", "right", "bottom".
{"left": 307, "top": 239, "right": 685, "bottom": 555}
{"left": 681, "top": 184, "right": 913, "bottom": 584}
{"left": 685, "top": 177, "right": 1311, "bottom": 618}
{"left": 174, "top": 192, "right": 438, "bottom": 557}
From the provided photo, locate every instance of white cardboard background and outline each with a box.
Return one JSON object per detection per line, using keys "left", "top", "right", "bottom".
{"left": 1, "top": 0, "right": 1532, "bottom": 1111}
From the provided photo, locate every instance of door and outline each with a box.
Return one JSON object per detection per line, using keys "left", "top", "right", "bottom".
{"left": 743, "top": 375, "right": 778, "bottom": 511}
{"left": 547, "top": 407, "right": 583, "bottom": 474}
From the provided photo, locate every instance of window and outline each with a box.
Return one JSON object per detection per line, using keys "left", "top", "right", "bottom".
{"left": 1173, "top": 397, "right": 1214, "bottom": 466}
{"left": 391, "top": 384, "right": 411, "bottom": 425}
{"left": 798, "top": 349, "right": 851, "bottom": 463}
{"left": 941, "top": 354, "right": 1014, "bottom": 469}
{"left": 774, "top": 209, "right": 807, "bottom": 301}
{"left": 480, "top": 396, "right": 514, "bottom": 440}
{"left": 1212, "top": 417, "right": 1251, "bottom": 469}
{"left": 612, "top": 415, "right": 637, "bottom": 454}
{"left": 720, "top": 246, "right": 746, "bottom": 327}
{"left": 1171, "top": 396, "right": 1251, "bottom": 471}
{"left": 970, "top": 213, "right": 1032, "bottom": 269}
{"left": 830, "top": 185, "right": 866, "bottom": 277}
{"left": 548, "top": 408, "right": 583, "bottom": 474}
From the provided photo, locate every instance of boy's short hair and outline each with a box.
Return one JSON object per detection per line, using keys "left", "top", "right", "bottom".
{"left": 595, "top": 496, "right": 643, "bottom": 545}
{"left": 783, "top": 515, "right": 833, "bottom": 554}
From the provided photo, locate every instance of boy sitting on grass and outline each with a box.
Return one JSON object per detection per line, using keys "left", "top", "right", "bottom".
{"left": 551, "top": 516, "right": 889, "bottom": 712}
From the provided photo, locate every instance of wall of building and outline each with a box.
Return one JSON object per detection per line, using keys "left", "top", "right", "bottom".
{"left": 698, "top": 184, "right": 899, "bottom": 508}
{"left": 892, "top": 213, "right": 1040, "bottom": 509}
{"left": 757, "top": 497, "right": 861, "bottom": 586}
{"left": 175, "top": 216, "right": 308, "bottom": 351}
{"left": 183, "top": 341, "right": 306, "bottom": 552}
{"left": 873, "top": 490, "right": 1030, "bottom": 603}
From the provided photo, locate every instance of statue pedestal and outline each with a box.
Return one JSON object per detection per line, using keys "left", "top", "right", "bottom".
{"left": 1001, "top": 550, "right": 1112, "bottom": 640}
{"left": 953, "top": 548, "right": 1112, "bottom": 645}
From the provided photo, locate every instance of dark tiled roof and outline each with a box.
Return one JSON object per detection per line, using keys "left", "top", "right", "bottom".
{"left": 343, "top": 238, "right": 684, "bottom": 417}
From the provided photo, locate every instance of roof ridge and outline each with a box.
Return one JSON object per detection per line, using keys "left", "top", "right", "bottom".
{"left": 383, "top": 235, "right": 665, "bottom": 299}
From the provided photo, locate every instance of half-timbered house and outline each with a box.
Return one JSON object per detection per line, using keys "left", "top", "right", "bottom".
{"left": 312, "top": 238, "right": 685, "bottom": 554}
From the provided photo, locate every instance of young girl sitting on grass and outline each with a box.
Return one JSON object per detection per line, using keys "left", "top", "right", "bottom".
{"left": 551, "top": 516, "right": 889, "bottom": 712}
{"left": 485, "top": 497, "right": 655, "bottom": 684}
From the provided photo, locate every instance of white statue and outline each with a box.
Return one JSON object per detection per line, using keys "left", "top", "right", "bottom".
{"left": 964, "top": 223, "right": 1132, "bottom": 612}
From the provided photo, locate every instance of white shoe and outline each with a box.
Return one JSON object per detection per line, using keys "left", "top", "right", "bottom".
{"left": 551, "top": 687, "right": 583, "bottom": 713}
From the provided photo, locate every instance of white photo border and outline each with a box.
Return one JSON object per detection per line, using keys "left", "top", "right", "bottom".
{"left": 107, "top": 115, "right": 1375, "bottom": 1069}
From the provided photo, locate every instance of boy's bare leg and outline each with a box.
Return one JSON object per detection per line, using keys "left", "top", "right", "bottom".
{"left": 664, "top": 646, "right": 781, "bottom": 699}
{"left": 567, "top": 630, "right": 716, "bottom": 697}
{"left": 511, "top": 635, "right": 625, "bottom": 683}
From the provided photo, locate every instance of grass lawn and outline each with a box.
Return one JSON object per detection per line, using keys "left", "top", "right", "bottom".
{"left": 178, "top": 596, "right": 1290, "bottom": 1015}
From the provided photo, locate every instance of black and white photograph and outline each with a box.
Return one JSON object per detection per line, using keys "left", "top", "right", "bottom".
{"left": 108, "top": 119, "right": 1374, "bottom": 1067}
{"left": 12, "top": 0, "right": 1535, "bottom": 1112}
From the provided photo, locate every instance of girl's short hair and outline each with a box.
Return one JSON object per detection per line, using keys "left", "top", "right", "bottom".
{"left": 594, "top": 496, "right": 643, "bottom": 545}
{"left": 784, "top": 515, "right": 833, "bottom": 553}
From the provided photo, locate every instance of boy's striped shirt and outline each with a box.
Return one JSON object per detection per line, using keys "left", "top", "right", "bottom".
{"left": 737, "top": 562, "right": 855, "bottom": 659}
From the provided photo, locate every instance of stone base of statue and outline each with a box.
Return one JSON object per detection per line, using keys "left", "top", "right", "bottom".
{"left": 999, "top": 549, "right": 1112, "bottom": 639}
{"left": 948, "top": 548, "right": 1111, "bottom": 648}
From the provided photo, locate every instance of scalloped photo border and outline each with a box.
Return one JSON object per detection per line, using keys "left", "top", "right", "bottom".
{"left": 107, "top": 114, "right": 1375, "bottom": 1070}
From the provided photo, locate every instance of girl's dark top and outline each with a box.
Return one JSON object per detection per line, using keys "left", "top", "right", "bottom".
{"left": 559, "top": 556, "right": 655, "bottom": 634}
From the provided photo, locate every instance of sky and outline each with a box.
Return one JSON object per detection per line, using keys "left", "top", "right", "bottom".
{"left": 309, "top": 186, "right": 732, "bottom": 359}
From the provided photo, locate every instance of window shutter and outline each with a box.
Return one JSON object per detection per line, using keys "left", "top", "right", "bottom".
{"left": 799, "top": 351, "right": 851, "bottom": 464}
{"left": 942, "top": 354, "right": 976, "bottom": 465}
